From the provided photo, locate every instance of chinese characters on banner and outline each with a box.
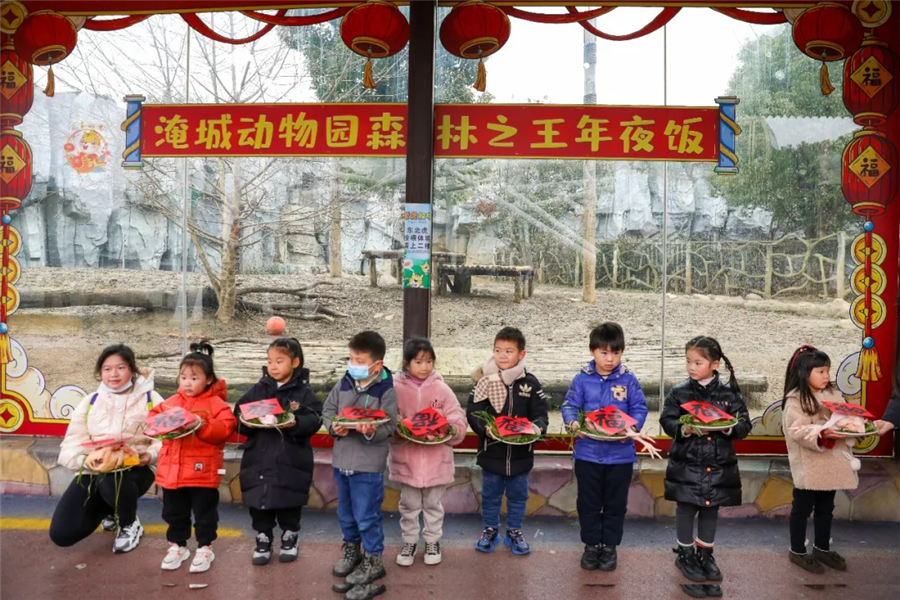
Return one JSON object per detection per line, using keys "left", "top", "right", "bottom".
{"left": 585, "top": 406, "right": 638, "bottom": 435}
{"left": 821, "top": 401, "right": 876, "bottom": 419}
{"left": 680, "top": 401, "right": 734, "bottom": 423}
{"left": 136, "top": 103, "right": 721, "bottom": 162}
{"left": 403, "top": 203, "right": 432, "bottom": 290}
{"left": 239, "top": 399, "right": 284, "bottom": 420}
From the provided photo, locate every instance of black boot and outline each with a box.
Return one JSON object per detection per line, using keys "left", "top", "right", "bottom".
{"left": 580, "top": 545, "right": 601, "bottom": 570}
{"left": 696, "top": 546, "right": 723, "bottom": 581}
{"left": 332, "top": 542, "right": 362, "bottom": 578}
{"left": 674, "top": 546, "right": 706, "bottom": 582}
{"left": 813, "top": 546, "right": 847, "bottom": 571}
{"left": 345, "top": 583, "right": 387, "bottom": 600}
{"left": 703, "top": 585, "right": 723, "bottom": 597}
{"left": 680, "top": 585, "right": 708, "bottom": 598}
{"left": 598, "top": 545, "right": 617, "bottom": 571}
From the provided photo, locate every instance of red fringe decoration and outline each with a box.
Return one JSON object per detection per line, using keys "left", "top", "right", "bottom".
{"left": 83, "top": 15, "right": 151, "bottom": 31}
{"left": 711, "top": 7, "right": 788, "bottom": 25}
{"left": 181, "top": 12, "right": 284, "bottom": 45}
{"left": 240, "top": 8, "right": 349, "bottom": 26}
{"left": 568, "top": 6, "right": 681, "bottom": 42}
{"left": 503, "top": 6, "right": 616, "bottom": 24}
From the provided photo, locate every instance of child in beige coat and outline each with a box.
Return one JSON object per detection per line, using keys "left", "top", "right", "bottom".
{"left": 782, "top": 346, "right": 859, "bottom": 575}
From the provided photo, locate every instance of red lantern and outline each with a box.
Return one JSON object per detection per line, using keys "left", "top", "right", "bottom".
{"left": 0, "top": 38, "right": 33, "bottom": 128}
{"left": 340, "top": 0, "right": 409, "bottom": 89}
{"left": 842, "top": 130, "right": 898, "bottom": 217}
{"left": 13, "top": 10, "right": 77, "bottom": 98}
{"left": 843, "top": 34, "right": 899, "bottom": 128}
{"left": 439, "top": 0, "right": 510, "bottom": 92}
{"left": 793, "top": 3, "right": 863, "bottom": 95}
{"left": 0, "top": 130, "right": 32, "bottom": 211}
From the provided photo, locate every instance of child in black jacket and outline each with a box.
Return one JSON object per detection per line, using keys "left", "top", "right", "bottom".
{"left": 659, "top": 336, "right": 751, "bottom": 598}
{"left": 234, "top": 338, "right": 323, "bottom": 566}
{"left": 466, "top": 327, "right": 548, "bottom": 556}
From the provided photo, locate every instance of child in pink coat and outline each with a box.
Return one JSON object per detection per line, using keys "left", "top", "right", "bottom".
{"left": 389, "top": 338, "right": 467, "bottom": 568}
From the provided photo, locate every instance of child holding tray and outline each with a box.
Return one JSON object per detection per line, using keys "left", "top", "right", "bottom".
{"left": 389, "top": 338, "right": 467, "bottom": 567}
{"left": 659, "top": 336, "right": 751, "bottom": 598}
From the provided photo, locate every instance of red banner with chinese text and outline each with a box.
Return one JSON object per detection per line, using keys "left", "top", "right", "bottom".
{"left": 140, "top": 103, "right": 719, "bottom": 162}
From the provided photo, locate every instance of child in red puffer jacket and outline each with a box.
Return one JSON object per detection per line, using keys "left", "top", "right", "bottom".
{"left": 148, "top": 342, "right": 236, "bottom": 574}
{"left": 389, "top": 338, "right": 467, "bottom": 568}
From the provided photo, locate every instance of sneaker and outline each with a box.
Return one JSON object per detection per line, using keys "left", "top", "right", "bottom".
{"left": 252, "top": 532, "right": 272, "bottom": 566}
{"left": 346, "top": 554, "right": 387, "bottom": 586}
{"left": 789, "top": 550, "right": 825, "bottom": 574}
{"left": 696, "top": 545, "right": 722, "bottom": 581}
{"left": 504, "top": 529, "right": 531, "bottom": 555}
{"left": 190, "top": 546, "right": 215, "bottom": 573}
{"left": 475, "top": 526, "right": 500, "bottom": 553}
{"left": 598, "top": 545, "right": 617, "bottom": 571}
{"left": 813, "top": 546, "right": 847, "bottom": 571}
{"left": 345, "top": 582, "right": 387, "bottom": 600}
{"left": 424, "top": 541, "right": 441, "bottom": 566}
{"left": 161, "top": 543, "right": 190, "bottom": 570}
{"left": 101, "top": 516, "right": 117, "bottom": 532}
{"left": 332, "top": 541, "right": 362, "bottom": 578}
{"left": 279, "top": 530, "right": 299, "bottom": 563}
{"left": 673, "top": 545, "right": 706, "bottom": 582}
{"left": 580, "top": 544, "right": 601, "bottom": 570}
{"left": 396, "top": 543, "right": 417, "bottom": 567}
{"left": 113, "top": 517, "right": 143, "bottom": 554}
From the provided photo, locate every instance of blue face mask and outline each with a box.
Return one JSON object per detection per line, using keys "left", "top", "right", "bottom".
{"left": 100, "top": 380, "right": 134, "bottom": 394}
{"left": 348, "top": 362, "right": 373, "bottom": 381}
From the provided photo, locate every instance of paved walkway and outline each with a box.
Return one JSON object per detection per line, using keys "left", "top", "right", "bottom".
{"left": 1, "top": 496, "right": 897, "bottom": 600}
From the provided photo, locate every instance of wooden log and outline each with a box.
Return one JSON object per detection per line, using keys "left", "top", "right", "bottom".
{"left": 369, "top": 256, "right": 378, "bottom": 288}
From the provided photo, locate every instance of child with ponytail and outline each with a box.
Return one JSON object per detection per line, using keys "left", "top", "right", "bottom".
{"left": 150, "top": 342, "right": 236, "bottom": 573}
{"left": 659, "top": 336, "right": 751, "bottom": 598}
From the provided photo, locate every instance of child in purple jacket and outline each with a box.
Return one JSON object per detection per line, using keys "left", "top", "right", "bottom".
{"left": 562, "top": 322, "right": 648, "bottom": 572}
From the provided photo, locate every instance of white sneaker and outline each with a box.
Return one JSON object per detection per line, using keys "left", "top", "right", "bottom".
{"left": 101, "top": 516, "right": 117, "bottom": 532}
{"left": 189, "top": 546, "right": 215, "bottom": 573}
{"left": 161, "top": 544, "right": 190, "bottom": 570}
{"left": 113, "top": 517, "right": 143, "bottom": 554}
{"left": 424, "top": 541, "right": 442, "bottom": 566}
{"left": 396, "top": 542, "right": 416, "bottom": 567}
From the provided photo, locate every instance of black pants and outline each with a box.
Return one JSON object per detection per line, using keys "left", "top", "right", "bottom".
{"left": 249, "top": 506, "right": 302, "bottom": 537}
{"left": 676, "top": 502, "right": 719, "bottom": 546}
{"left": 49, "top": 467, "right": 155, "bottom": 547}
{"left": 574, "top": 460, "right": 634, "bottom": 546}
{"left": 790, "top": 489, "right": 835, "bottom": 553}
{"left": 162, "top": 487, "right": 220, "bottom": 547}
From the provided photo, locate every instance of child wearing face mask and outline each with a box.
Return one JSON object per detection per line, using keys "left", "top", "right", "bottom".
{"left": 322, "top": 331, "right": 398, "bottom": 600}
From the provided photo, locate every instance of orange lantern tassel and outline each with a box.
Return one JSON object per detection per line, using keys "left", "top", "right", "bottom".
{"left": 855, "top": 346, "right": 883, "bottom": 381}
{"left": 473, "top": 58, "right": 487, "bottom": 93}
{"left": 819, "top": 62, "right": 834, "bottom": 96}
{"left": 43, "top": 66, "right": 55, "bottom": 97}
{"left": 363, "top": 58, "right": 376, "bottom": 89}
{"left": 0, "top": 332, "right": 11, "bottom": 365}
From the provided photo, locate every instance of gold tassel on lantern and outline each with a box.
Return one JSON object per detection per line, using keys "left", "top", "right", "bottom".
{"left": 473, "top": 58, "right": 487, "bottom": 93}
{"left": 856, "top": 346, "right": 883, "bottom": 381}
{"left": 819, "top": 62, "right": 834, "bottom": 96}
{"left": 43, "top": 66, "right": 56, "bottom": 97}
{"left": 363, "top": 58, "right": 376, "bottom": 89}
{"left": 0, "top": 333, "right": 11, "bottom": 365}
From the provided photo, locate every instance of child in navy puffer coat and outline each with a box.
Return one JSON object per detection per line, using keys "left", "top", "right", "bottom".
{"left": 562, "top": 323, "right": 648, "bottom": 573}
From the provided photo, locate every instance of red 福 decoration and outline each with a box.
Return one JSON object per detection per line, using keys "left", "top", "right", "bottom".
{"left": 0, "top": 37, "right": 33, "bottom": 128}
{"left": 12, "top": 10, "right": 77, "bottom": 97}
{"left": 340, "top": 0, "right": 409, "bottom": 89}
{"left": 440, "top": 0, "right": 510, "bottom": 92}
{"left": 0, "top": 130, "right": 32, "bottom": 211}
{"left": 792, "top": 3, "right": 864, "bottom": 96}
{"left": 842, "top": 129, "right": 898, "bottom": 217}
{"left": 843, "top": 34, "right": 899, "bottom": 127}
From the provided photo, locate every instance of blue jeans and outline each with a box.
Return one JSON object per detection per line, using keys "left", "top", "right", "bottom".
{"left": 481, "top": 470, "right": 529, "bottom": 531}
{"left": 334, "top": 469, "right": 385, "bottom": 556}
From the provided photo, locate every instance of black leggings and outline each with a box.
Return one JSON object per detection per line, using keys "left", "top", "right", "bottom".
{"left": 676, "top": 502, "right": 719, "bottom": 546}
{"left": 49, "top": 467, "right": 155, "bottom": 547}
{"left": 790, "top": 489, "right": 835, "bottom": 554}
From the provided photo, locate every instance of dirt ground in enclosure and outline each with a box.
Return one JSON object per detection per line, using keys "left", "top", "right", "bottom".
{"left": 15, "top": 266, "right": 862, "bottom": 412}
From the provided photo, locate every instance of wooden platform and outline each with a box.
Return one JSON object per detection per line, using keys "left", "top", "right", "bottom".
{"left": 437, "top": 264, "right": 535, "bottom": 302}
{"left": 361, "top": 249, "right": 465, "bottom": 287}
{"left": 146, "top": 340, "right": 767, "bottom": 405}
